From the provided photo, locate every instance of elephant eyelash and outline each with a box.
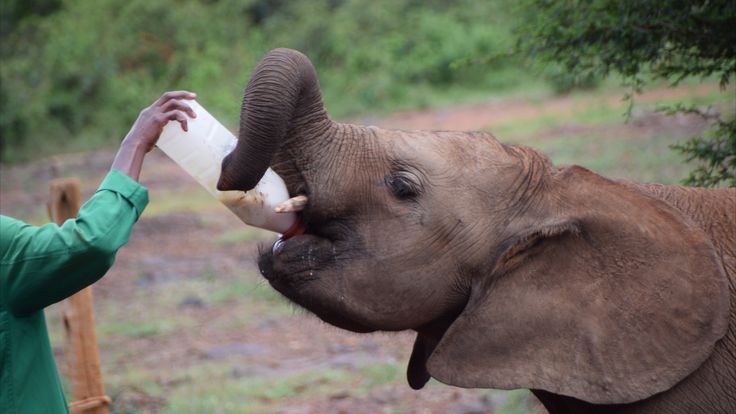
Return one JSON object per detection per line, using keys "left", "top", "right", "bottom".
{"left": 385, "top": 171, "right": 422, "bottom": 200}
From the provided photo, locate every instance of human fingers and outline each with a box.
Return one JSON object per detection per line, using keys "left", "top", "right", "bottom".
{"left": 154, "top": 91, "right": 197, "bottom": 107}
{"left": 160, "top": 110, "right": 190, "bottom": 132}
{"left": 160, "top": 99, "right": 197, "bottom": 119}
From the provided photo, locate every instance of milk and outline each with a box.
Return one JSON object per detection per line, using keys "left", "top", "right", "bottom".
{"left": 156, "top": 100, "right": 296, "bottom": 234}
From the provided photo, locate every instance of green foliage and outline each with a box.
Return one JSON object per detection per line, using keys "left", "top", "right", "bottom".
{"left": 514, "top": 0, "right": 736, "bottom": 187}
{"left": 516, "top": 0, "right": 735, "bottom": 86}
{"left": 541, "top": 65, "right": 601, "bottom": 95}
{"left": 272, "top": 0, "right": 518, "bottom": 112}
{"left": 1, "top": 0, "right": 261, "bottom": 161}
{"left": 1, "top": 0, "right": 522, "bottom": 162}
{"left": 671, "top": 117, "right": 736, "bottom": 187}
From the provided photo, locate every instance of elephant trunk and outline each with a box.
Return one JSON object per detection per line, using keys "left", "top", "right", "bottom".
{"left": 217, "top": 48, "right": 330, "bottom": 191}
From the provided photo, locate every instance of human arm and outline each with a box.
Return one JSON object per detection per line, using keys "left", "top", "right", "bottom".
{"left": 111, "top": 90, "right": 197, "bottom": 181}
{"left": 0, "top": 91, "right": 196, "bottom": 315}
{"left": 1, "top": 171, "right": 147, "bottom": 315}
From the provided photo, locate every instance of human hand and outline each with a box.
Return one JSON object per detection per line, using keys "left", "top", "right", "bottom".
{"left": 112, "top": 91, "right": 197, "bottom": 181}
{"left": 121, "top": 90, "right": 197, "bottom": 154}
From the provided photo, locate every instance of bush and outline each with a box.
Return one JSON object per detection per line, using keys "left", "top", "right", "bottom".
{"left": 513, "top": 0, "right": 736, "bottom": 187}
{"left": 1, "top": 0, "right": 264, "bottom": 161}
{"left": 0, "top": 0, "right": 523, "bottom": 162}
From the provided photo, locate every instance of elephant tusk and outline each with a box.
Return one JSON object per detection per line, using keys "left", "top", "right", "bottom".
{"left": 275, "top": 195, "right": 308, "bottom": 213}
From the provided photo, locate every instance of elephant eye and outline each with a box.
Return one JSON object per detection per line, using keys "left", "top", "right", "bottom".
{"left": 385, "top": 171, "right": 422, "bottom": 200}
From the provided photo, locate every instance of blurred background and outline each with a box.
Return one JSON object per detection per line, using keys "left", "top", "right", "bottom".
{"left": 1, "top": 0, "right": 734, "bottom": 413}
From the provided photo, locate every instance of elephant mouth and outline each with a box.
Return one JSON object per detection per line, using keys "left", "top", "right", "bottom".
{"left": 261, "top": 234, "right": 330, "bottom": 280}
{"left": 258, "top": 211, "right": 343, "bottom": 285}
{"left": 257, "top": 215, "right": 375, "bottom": 333}
{"left": 271, "top": 217, "right": 306, "bottom": 254}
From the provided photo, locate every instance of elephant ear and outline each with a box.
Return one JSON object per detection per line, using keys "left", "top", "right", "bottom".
{"left": 407, "top": 334, "right": 439, "bottom": 390}
{"left": 426, "top": 166, "right": 730, "bottom": 404}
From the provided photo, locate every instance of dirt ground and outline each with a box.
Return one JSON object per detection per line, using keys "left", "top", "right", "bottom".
{"left": 0, "top": 83, "right": 726, "bottom": 413}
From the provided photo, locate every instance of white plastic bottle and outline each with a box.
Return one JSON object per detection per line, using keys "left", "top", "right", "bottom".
{"left": 156, "top": 100, "right": 297, "bottom": 234}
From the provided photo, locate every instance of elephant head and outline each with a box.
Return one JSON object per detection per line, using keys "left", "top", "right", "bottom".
{"left": 218, "top": 49, "right": 731, "bottom": 406}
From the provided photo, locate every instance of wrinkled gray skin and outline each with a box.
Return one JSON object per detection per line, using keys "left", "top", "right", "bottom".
{"left": 218, "top": 49, "right": 736, "bottom": 414}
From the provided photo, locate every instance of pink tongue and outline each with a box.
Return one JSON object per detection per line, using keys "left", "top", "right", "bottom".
{"left": 272, "top": 219, "right": 305, "bottom": 255}
{"left": 281, "top": 219, "right": 305, "bottom": 240}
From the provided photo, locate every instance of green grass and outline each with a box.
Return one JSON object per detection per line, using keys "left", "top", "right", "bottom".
{"left": 358, "top": 363, "right": 401, "bottom": 390}
{"left": 493, "top": 389, "right": 540, "bottom": 414}
{"left": 98, "top": 319, "right": 180, "bottom": 339}
{"left": 490, "top": 83, "right": 733, "bottom": 185}
{"left": 215, "top": 227, "right": 273, "bottom": 246}
{"left": 143, "top": 189, "right": 218, "bottom": 217}
{"left": 88, "top": 272, "right": 293, "bottom": 348}
{"left": 518, "top": 133, "right": 691, "bottom": 184}
{"left": 492, "top": 96, "right": 628, "bottom": 138}
{"left": 209, "top": 279, "right": 285, "bottom": 305}
{"left": 160, "top": 361, "right": 532, "bottom": 414}
{"left": 105, "top": 369, "right": 167, "bottom": 408}
{"left": 162, "top": 362, "right": 430, "bottom": 414}
{"left": 164, "top": 364, "right": 353, "bottom": 414}
{"left": 334, "top": 69, "right": 554, "bottom": 120}
{"left": 492, "top": 83, "right": 731, "bottom": 141}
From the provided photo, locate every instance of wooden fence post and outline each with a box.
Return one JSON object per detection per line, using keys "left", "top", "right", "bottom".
{"left": 48, "top": 178, "right": 111, "bottom": 414}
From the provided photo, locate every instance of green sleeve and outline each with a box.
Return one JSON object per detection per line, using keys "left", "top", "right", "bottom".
{"left": 0, "top": 169, "right": 148, "bottom": 316}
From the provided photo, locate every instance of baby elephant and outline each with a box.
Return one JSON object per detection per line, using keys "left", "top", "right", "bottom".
{"left": 218, "top": 48, "right": 736, "bottom": 414}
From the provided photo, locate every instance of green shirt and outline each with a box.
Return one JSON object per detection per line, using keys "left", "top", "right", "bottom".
{"left": 0, "top": 170, "right": 148, "bottom": 414}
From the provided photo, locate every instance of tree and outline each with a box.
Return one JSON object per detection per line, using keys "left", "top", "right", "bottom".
{"left": 515, "top": 0, "right": 736, "bottom": 187}
{"left": 0, "top": 0, "right": 521, "bottom": 162}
